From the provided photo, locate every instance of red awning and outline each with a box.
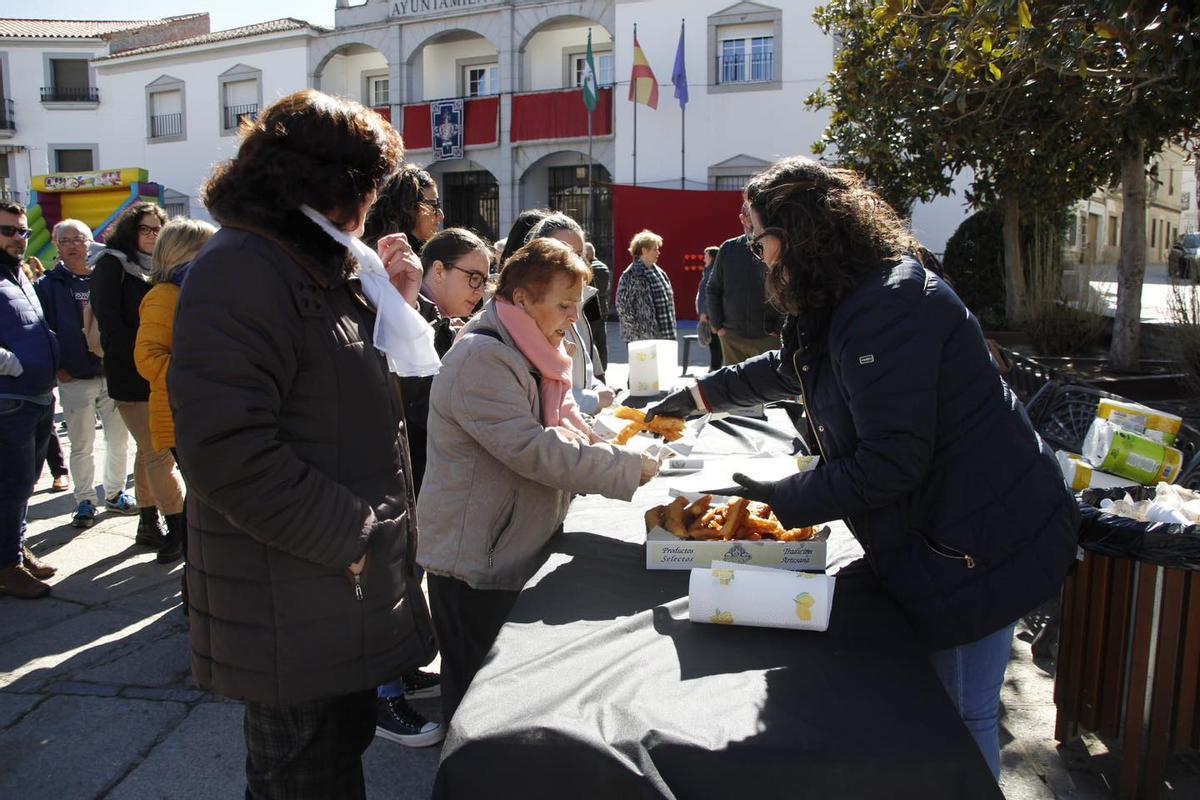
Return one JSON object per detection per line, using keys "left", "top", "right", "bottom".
{"left": 511, "top": 87, "right": 613, "bottom": 143}
{"left": 400, "top": 96, "right": 500, "bottom": 151}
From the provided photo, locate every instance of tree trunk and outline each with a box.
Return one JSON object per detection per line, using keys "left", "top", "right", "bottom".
{"left": 1110, "top": 142, "right": 1147, "bottom": 370}
{"left": 1001, "top": 192, "right": 1026, "bottom": 326}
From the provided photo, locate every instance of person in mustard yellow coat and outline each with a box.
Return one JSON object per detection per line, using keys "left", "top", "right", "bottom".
{"left": 134, "top": 218, "right": 215, "bottom": 564}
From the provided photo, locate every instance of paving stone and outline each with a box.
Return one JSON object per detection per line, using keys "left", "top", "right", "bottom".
{"left": 0, "top": 695, "right": 186, "bottom": 798}
{"left": 42, "top": 680, "right": 120, "bottom": 697}
{"left": 0, "top": 693, "right": 42, "bottom": 730}
{"left": 77, "top": 629, "right": 192, "bottom": 688}
{"left": 121, "top": 686, "right": 206, "bottom": 704}
{"left": 0, "top": 607, "right": 167, "bottom": 692}
{"left": 363, "top": 735, "right": 443, "bottom": 799}
{"left": 106, "top": 577, "right": 187, "bottom": 618}
{"left": 0, "top": 596, "right": 86, "bottom": 647}
{"left": 106, "top": 702, "right": 244, "bottom": 800}
{"left": 34, "top": 531, "right": 178, "bottom": 605}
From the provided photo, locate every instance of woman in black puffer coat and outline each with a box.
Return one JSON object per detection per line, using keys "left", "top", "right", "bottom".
{"left": 646, "top": 156, "right": 1078, "bottom": 781}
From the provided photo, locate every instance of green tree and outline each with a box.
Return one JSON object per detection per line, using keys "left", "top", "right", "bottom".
{"left": 809, "top": 0, "right": 1107, "bottom": 325}
{"left": 863, "top": 1, "right": 1200, "bottom": 367}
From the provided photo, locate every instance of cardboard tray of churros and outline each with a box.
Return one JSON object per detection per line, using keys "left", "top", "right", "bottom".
{"left": 644, "top": 493, "right": 828, "bottom": 571}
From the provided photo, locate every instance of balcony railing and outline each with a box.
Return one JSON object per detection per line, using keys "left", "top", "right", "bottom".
{"left": 223, "top": 104, "right": 258, "bottom": 130}
{"left": 41, "top": 86, "right": 99, "bottom": 102}
{"left": 0, "top": 99, "right": 13, "bottom": 131}
{"left": 715, "top": 52, "right": 774, "bottom": 85}
{"left": 150, "top": 112, "right": 183, "bottom": 139}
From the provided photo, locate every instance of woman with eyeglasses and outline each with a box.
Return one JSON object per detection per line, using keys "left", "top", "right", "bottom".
{"left": 644, "top": 156, "right": 1078, "bottom": 780}
{"left": 364, "top": 164, "right": 443, "bottom": 256}
{"left": 418, "top": 237, "right": 659, "bottom": 725}
{"left": 88, "top": 202, "right": 185, "bottom": 555}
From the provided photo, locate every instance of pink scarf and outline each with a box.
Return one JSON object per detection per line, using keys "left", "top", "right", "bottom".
{"left": 494, "top": 299, "right": 598, "bottom": 444}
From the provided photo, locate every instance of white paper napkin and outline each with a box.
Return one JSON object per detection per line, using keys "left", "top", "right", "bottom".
{"left": 689, "top": 565, "right": 835, "bottom": 631}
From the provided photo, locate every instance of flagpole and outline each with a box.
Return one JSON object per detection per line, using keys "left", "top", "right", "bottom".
{"left": 632, "top": 22, "right": 638, "bottom": 187}
{"left": 587, "top": 92, "right": 594, "bottom": 234}
{"left": 680, "top": 19, "right": 686, "bottom": 190}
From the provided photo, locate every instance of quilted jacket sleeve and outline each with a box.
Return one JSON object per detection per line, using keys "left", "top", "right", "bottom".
{"left": 769, "top": 288, "right": 941, "bottom": 529}
{"left": 134, "top": 286, "right": 174, "bottom": 389}
{"left": 169, "top": 239, "right": 378, "bottom": 569}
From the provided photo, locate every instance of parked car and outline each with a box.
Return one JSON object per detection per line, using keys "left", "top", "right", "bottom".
{"left": 1168, "top": 232, "right": 1200, "bottom": 280}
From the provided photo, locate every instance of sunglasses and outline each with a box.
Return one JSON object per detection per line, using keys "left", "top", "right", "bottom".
{"left": 0, "top": 225, "right": 32, "bottom": 240}
{"left": 750, "top": 227, "right": 785, "bottom": 259}
{"left": 445, "top": 262, "right": 489, "bottom": 290}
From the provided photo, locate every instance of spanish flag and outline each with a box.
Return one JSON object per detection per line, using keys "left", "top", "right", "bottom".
{"left": 629, "top": 29, "right": 659, "bottom": 109}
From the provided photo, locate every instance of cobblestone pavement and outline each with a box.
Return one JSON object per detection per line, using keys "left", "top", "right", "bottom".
{"left": 1, "top": 324, "right": 1191, "bottom": 798}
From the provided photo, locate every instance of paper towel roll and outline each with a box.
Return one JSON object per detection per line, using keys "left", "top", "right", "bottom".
{"left": 688, "top": 566, "right": 835, "bottom": 631}
{"left": 1096, "top": 398, "right": 1182, "bottom": 446}
{"left": 1056, "top": 450, "right": 1139, "bottom": 491}
{"left": 1082, "top": 419, "right": 1183, "bottom": 485}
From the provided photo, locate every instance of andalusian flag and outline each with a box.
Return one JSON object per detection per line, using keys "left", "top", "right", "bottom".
{"left": 628, "top": 29, "right": 659, "bottom": 109}
{"left": 582, "top": 29, "right": 599, "bottom": 113}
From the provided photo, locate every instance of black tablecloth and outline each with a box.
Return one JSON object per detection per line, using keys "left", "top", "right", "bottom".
{"left": 434, "top": 412, "right": 1002, "bottom": 799}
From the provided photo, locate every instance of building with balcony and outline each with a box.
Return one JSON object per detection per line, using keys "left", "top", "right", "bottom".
{"left": 0, "top": 15, "right": 209, "bottom": 202}
{"left": 92, "top": 19, "right": 324, "bottom": 219}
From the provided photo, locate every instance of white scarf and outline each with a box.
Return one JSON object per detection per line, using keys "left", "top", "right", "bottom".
{"left": 300, "top": 205, "right": 440, "bottom": 377}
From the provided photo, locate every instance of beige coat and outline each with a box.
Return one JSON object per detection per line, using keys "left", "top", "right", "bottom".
{"left": 417, "top": 301, "right": 642, "bottom": 591}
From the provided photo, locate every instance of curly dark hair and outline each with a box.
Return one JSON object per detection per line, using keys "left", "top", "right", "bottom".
{"left": 202, "top": 89, "right": 402, "bottom": 231}
{"left": 105, "top": 202, "right": 168, "bottom": 260}
{"left": 745, "top": 157, "right": 919, "bottom": 314}
{"left": 363, "top": 164, "right": 435, "bottom": 251}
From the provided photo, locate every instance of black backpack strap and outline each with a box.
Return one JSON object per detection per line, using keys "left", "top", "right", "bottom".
{"left": 470, "top": 327, "right": 541, "bottom": 389}
{"left": 472, "top": 327, "right": 503, "bottom": 342}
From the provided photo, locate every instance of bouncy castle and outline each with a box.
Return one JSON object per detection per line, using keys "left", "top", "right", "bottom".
{"left": 25, "top": 168, "right": 164, "bottom": 264}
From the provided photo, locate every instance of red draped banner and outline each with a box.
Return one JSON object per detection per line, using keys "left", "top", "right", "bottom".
{"left": 611, "top": 185, "right": 744, "bottom": 321}
{"left": 511, "top": 87, "right": 613, "bottom": 143}
{"left": 400, "top": 96, "right": 499, "bottom": 151}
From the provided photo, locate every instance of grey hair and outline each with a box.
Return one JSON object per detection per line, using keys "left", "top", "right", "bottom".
{"left": 53, "top": 218, "right": 92, "bottom": 242}
{"left": 525, "top": 212, "right": 584, "bottom": 244}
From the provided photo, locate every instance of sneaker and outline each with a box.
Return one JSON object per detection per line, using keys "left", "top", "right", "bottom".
{"left": 21, "top": 546, "right": 56, "bottom": 579}
{"left": 73, "top": 500, "right": 97, "bottom": 529}
{"left": 0, "top": 564, "right": 51, "bottom": 599}
{"left": 105, "top": 492, "right": 138, "bottom": 515}
{"left": 374, "top": 697, "right": 444, "bottom": 748}
{"left": 402, "top": 669, "right": 442, "bottom": 700}
{"left": 50, "top": 474, "right": 69, "bottom": 492}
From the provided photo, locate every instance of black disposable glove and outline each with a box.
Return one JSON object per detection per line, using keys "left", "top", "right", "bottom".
{"left": 730, "top": 472, "right": 776, "bottom": 505}
{"left": 644, "top": 388, "right": 699, "bottom": 422}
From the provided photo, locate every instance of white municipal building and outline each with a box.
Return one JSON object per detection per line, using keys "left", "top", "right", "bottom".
{"left": 0, "top": 0, "right": 972, "bottom": 271}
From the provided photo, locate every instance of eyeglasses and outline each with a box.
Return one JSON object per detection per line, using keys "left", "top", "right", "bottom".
{"left": 750, "top": 227, "right": 785, "bottom": 260}
{"left": 0, "top": 225, "right": 32, "bottom": 240}
{"left": 58, "top": 237, "right": 91, "bottom": 246}
{"left": 137, "top": 225, "right": 162, "bottom": 237}
{"left": 444, "top": 262, "right": 489, "bottom": 290}
{"left": 418, "top": 197, "right": 443, "bottom": 213}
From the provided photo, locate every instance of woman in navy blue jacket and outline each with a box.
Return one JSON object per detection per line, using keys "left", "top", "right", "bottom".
{"left": 647, "top": 157, "right": 1078, "bottom": 779}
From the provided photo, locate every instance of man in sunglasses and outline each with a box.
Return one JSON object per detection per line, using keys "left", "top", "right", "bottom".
{"left": 705, "top": 201, "right": 784, "bottom": 366}
{"left": 0, "top": 200, "right": 61, "bottom": 598}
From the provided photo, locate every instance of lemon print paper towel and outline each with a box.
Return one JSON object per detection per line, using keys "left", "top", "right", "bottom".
{"left": 688, "top": 561, "right": 836, "bottom": 631}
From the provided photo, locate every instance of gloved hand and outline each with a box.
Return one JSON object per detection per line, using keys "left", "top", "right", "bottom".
{"left": 644, "top": 388, "right": 698, "bottom": 422}
{"left": 730, "top": 472, "right": 776, "bottom": 505}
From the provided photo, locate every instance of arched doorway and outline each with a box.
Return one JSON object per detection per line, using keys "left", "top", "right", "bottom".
{"left": 427, "top": 160, "right": 500, "bottom": 243}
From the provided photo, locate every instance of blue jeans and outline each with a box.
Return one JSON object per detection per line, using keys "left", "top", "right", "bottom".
{"left": 0, "top": 398, "right": 54, "bottom": 568}
{"left": 929, "top": 621, "right": 1017, "bottom": 781}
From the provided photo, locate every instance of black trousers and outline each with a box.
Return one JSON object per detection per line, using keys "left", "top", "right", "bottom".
{"left": 707, "top": 337, "right": 723, "bottom": 371}
{"left": 243, "top": 690, "right": 376, "bottom": 800}
{"left": 45, "top": 429, "right": 67, "bottom": 478}
{"left": 428, "top": 574, "right": 520, "bottom": 725}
